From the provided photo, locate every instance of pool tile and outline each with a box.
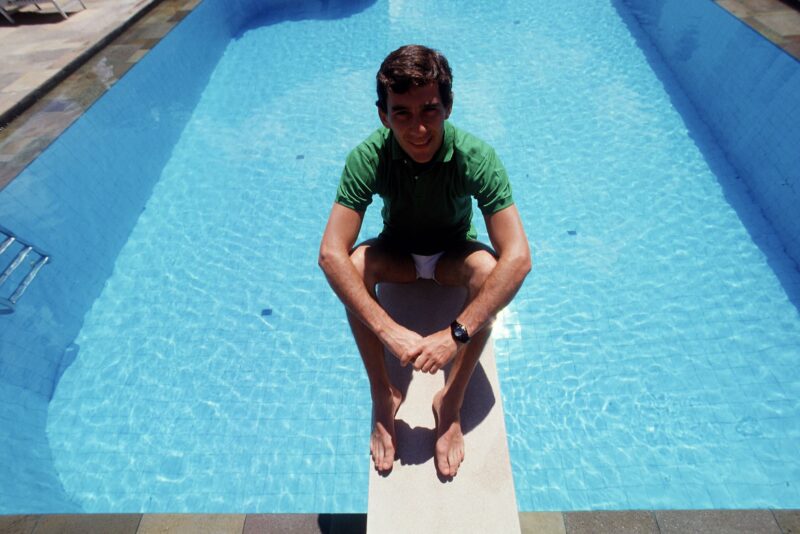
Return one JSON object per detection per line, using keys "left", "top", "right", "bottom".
{"left": 563, "top": 511, "right": 659, "bottom": 533}
{"left": 137, "top": 514, "right": 245, "bottom": 534}
{"left": 32, "top": 514, "right": 141, "bottom": 534}
{"left": 655, "top": 510, "right": 782, "bottom": 533}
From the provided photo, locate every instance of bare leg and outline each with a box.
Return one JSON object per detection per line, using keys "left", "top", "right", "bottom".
{"left": 432, "top": 243, "right": 497, "bottom": 477}
{"left": 432, "top": 326, "right": 491, "bottom": 477}
{"left": 347, "top": 240, "right": 416, "bottom": 472}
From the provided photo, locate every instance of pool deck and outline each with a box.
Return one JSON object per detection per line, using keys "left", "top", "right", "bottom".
{"left": 1, "top": 0, "right": 800, "bottom": 532}
{"left": 2, "top": 510, "right": 800, "bottom": 533}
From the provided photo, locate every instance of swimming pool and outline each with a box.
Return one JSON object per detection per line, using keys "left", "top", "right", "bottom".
{"left": 1, "top": 0, "right": 799, "bottom": 514}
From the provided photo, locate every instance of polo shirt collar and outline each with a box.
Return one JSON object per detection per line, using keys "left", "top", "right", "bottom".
{"left": 390, "top": 121, "right": 455, "bottom": 163}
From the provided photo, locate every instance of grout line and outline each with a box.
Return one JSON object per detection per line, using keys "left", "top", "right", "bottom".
{"left": 652, "top": 510, "right": 663, "bottom": 533}
{"left": 771, "top": 508, "right": 785, "bottom": 534}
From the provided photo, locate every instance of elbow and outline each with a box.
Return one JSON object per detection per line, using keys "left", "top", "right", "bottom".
{"left": 318, "top": 243, "right": 335, "bottom": 275}
{"left": 318, "top": 240, "right": 349, "bottom": 277}
{"left": 513, "top": 247, "right": 532, "bottom": 282}
{"left": 520, "top": 254, "right": 532, "bottom": 280}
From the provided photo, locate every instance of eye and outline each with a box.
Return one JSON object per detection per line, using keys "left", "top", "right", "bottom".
{"left": 393, "top": 110, "right": 411, "bottom": 120}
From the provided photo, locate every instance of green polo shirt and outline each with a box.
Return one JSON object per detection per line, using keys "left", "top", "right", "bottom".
{"left": 335, "top": 122, "right": 513, "bottom": 255}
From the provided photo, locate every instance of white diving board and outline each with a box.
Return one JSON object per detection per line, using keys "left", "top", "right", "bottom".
{"left": 368, "top": 280, "right": 520, "bottom": 533}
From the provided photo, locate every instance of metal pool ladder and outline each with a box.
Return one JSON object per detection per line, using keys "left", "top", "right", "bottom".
{"left": 0, "top": 225, "right": 50, "bottom": 315}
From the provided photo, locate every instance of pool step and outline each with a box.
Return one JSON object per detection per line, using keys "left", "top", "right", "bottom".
{"left": 368, "top": 281, "right": 520, "bottom": 533}
{"left": 0, "top": 225, "right": 50, "bottom": 315}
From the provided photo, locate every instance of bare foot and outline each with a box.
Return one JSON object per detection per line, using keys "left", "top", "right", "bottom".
{"left": 432, "top": 389, "right": 465, "bottom": 477}
{"left": 371, "top": 385, "right": 403, "bottom": 472}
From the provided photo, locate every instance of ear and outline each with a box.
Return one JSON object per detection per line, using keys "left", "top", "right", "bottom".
{"left": 444, "top": 93, "right": 453, "bottom": 120}
{"left": 378, "top": 106, "right": 390, "bottom": 129}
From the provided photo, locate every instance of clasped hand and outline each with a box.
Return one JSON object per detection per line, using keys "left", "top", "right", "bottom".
{"left": 390, "top": 328, "right": 459, "bottom": 374}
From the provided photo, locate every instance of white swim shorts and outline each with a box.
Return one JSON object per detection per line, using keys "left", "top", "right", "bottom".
{"left": 411, "top": 252, "right": 444, "bottom": 281}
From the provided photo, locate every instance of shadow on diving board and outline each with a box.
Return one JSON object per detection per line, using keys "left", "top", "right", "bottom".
{"left": 368, "top": 280, "right": 520, "bottom": 533}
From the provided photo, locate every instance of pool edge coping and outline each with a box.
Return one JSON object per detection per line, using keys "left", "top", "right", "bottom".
{"left": 1, "top": 510, "right": 799, "bottom": 533}
{"left": 0, "top": 0, "right": 165, "bottom": 130}
{"left": 0, "top": 0, "right": 199, "bottom": 191}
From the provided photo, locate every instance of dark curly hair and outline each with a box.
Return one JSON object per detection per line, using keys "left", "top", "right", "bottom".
{"left": 376, "top": 45, "right": 453, "bottom": 112}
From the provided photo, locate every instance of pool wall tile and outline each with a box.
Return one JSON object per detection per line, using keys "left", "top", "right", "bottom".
{"left": 623, "top": 0, "right": 800, "bottom": 267}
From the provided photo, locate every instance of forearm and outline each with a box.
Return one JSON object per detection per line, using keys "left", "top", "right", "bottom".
{"left": 318, "top": 249, "right": 396, "bottom": 337}
{"left": 457, "top": 251, "right": 531, "bottom": 336}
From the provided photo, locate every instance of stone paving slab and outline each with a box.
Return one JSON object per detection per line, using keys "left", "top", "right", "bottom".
{"left": 0, "top": 515, "right": 38, "bottom": 534}
{"left": 136, "top": 514, "right": 245, "bottom": 534}
{"left": 243, "top": 514, "right": 367, "bottom": 534}
{"left": 774, "top": 509, "right": 800, "bottom": 533}
{"left": 520, "top": 512, "right": 567, "bottom": 534}
{"left": 564, "top": 511, "right": 660, "bottom": 534}
{"left": 656, "top": 510, "right": 782, "bottom": 534}
{"left": 30, "top": 514, "right": 142, "bottom": 534}
{"left": 714, "top": 0, "right": 800, "bottom": 58}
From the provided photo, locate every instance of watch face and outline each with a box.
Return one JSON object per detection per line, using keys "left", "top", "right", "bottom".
{"left": 452, "top": 321, "right": 469, "bottom": 343}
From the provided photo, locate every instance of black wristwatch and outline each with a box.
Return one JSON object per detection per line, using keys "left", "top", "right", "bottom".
{"left": 450, "top": 320, "right": 470, "bottom": 344}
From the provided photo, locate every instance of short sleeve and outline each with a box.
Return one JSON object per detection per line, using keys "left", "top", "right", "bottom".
{"left": 335, "top": 146, "right": 378, "bottom": 212}
{"left": 468, "top": 148, "right": 514, "bottom": 215}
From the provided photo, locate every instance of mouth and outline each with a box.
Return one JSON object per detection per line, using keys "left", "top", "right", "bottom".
{"left": 407, "top": 138, "right": 431, "bottom": 148}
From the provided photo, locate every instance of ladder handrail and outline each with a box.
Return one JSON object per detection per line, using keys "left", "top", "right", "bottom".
{"left": 0, "top": 224, "right": 50, "bottom": 258}
{"left": 0, "top": 236, "right": 16, "bottom": 255}
{"left": 0, "top": 245, "right": 32, "bottom": 286}
{"left": 10, "top": 255, "right": 49, "bottom": 303}
{"left": 0, "top": 226, "right": 52, "bottom": 315}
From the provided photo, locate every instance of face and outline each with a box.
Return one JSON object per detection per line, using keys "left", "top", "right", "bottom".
{"left": 378, "top": 83, "right": 452, "bottom": 164}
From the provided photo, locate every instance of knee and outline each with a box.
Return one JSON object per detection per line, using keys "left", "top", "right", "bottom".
{"left": 349, "top": 245, "right": 369, "bottom": 279}
{"left": 467, "top": 251, "right": 496, "bottom": 294}
{"left": 350, "top": 244, "right": 383, "bottom": 290}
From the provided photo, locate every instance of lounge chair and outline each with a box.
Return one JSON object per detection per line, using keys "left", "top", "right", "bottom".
{"left": 0, "top": 0, "right": 86, "bottom": 24}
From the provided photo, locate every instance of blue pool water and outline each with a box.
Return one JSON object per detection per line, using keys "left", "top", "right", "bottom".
{"left": 4, "top": 0, "right": 800, "bottom": 514}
